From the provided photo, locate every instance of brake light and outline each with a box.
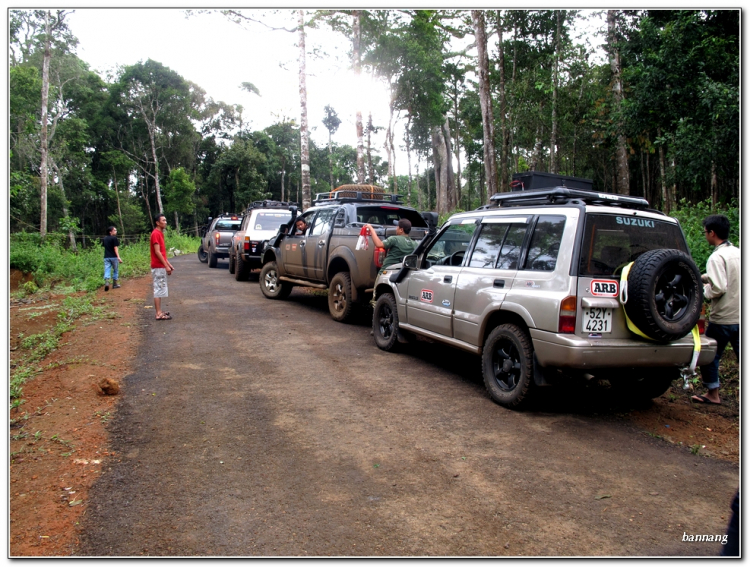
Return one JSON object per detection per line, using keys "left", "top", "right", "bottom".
{"left": 697, "top": 304, "right": 707, "bottom": 335}
{"left": 558, "top": 295, "right": 577, "bottom": 334}
{"left": 214, "top": 232, "right": 220, "bottom": 244}
{"left": 374, "top": 247, "right": 386, "bottom": 268}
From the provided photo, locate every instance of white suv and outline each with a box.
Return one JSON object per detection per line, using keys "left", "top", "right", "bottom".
{"left": 371, "top": 187, "right": 717, "bottom": 409}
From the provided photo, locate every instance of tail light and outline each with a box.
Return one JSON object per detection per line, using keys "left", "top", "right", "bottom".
{"left": 214, "top": 232, "right": 220, "bottom": 244}
{"left": 558, "top": 295, "right": 577, "bottom": 334}
{"left": 244, "top": 236, "right": 250, "bottom": 251}
{"left": 374, "top": 247, "right": 386, "bottom": 268}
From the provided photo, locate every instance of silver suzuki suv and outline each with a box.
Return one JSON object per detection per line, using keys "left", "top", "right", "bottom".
{"left": 371, "top": 186, "right": 717, "bottom": 409}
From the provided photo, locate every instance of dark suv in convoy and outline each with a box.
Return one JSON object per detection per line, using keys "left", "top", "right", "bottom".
{"left": 372, "top": 181, "right": 717, "bottom": 408}
{"left": 198, "top": 213, "right": 243, "bottom": 268}
{"left": 259, "top": 185, "right": 434, "bottom": 323}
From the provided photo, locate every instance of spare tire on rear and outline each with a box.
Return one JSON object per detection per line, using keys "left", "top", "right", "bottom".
{"left": 624, "top": 249, "right": 702, "bottom": 342}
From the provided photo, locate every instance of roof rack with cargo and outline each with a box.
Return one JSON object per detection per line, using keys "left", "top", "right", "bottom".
{"left": 314, "top": 184, "right": 404, "bottom": 204}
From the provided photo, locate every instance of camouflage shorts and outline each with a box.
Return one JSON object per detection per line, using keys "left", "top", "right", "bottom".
{"left": 151, "top": 268, "right": 168, "bottom": 298}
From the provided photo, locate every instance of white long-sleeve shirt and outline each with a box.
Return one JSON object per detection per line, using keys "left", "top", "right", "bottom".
{"left": 703, "top": 241, "right": 740, "bottom": 325}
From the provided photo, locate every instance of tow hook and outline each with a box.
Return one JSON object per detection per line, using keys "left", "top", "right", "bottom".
{"left": 679, "top": 366, "right": 696, "bottom": 391}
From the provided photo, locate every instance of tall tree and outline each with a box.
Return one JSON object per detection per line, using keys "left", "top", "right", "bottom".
{"left": 471, "top": 10, "right": 498, "bottom": 201}
{"left": 297, "top": 10, "right": 312, "bottom": 209}
{"left": 322, "top": 105, "right": 341, "bottom": 190}
{"left": 608, "top": 10, "right": 630, "bottom": 194}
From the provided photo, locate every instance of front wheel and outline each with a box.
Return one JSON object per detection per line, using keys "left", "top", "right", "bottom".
{"left": 228, "top": 251, "right": 236, "bottom": 274}
{"left": 328, "top": 272, "right": 354, "bottom": 323}
{"left": 197, "top": 246, "right": 208, "bottom": 263}
{"left": 208, "top": 250, "right": 218, "bottom": 268}
{"left": 482, "top": 324, "right": 535, "bottom": 409}
{"left": 259, "top": 262, "right": 292, "bottom": 299}
{"left": 373, "top": 293, "right": 400, "bottom": 351}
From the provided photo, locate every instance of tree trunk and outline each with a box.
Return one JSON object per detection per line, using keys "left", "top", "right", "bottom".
{"left": 353, "top": 11, "right": 365, "bottom": 184}
{"left": 385, "top": 97, "right": 395, "bottom": 181}
{"left": 608, "top": 10, "right": 630, "bottom": 195}
{"left": 710, "top": 160, "right": 718, "bottom": 206}
{"left": 416, "top": 160, "right": 423, "bottom": 210}
{"left": 39, "top": 11, "right": 52, "bottom": 238}
{"left": 442, "top": 117, "right": 456, "bottom": 210}
{"left": 472, "top": 10, "right": 498, "bottom": 202}
{"left": 431, "top": 131, "right": 443, "bottom": 213}
{"left": 111, "top": 166, "right": 125, "bottom": 235}
{"left": 174, "top": 211, "right": 180, "bottom": 235}
{"left": 328, "top": 131, "right": 334, "bottom": 190}
{"left": 550, "top": 10, "right": 563, "bottom": 174}
{"left": 298, "top": 10, "right": 312, "bottom": 210}
{"left": 366, "top": 112, "right": 374, "bottom": 184}
{"left": 405, "top": 117, "right": 413, "bottom": 202}
{"left": 140, "top": 172, "right": 154, "bottom": 228}
{"left": 281, "top": 169, "right": 286, "bottom": 202}
{"left": 657, "top": 130, "right": 668, "bottom": 213}
{"left": 497, "top": 12, "right": 508, "bottom": 192}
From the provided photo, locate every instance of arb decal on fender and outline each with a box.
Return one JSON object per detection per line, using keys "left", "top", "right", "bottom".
{"left": 591, "top": 280, "right": 619, "bottom": 297}
{"left": 420, "top": 289, "right": 434, "bottom": 303}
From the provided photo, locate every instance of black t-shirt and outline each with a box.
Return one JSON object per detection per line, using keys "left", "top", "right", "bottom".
{"left": 103, "top": 235, "right": 119, "bottom": 258}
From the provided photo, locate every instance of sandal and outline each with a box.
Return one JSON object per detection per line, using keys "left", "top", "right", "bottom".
{"left": 156, "top": 313, "right": 173, "bottom": 320}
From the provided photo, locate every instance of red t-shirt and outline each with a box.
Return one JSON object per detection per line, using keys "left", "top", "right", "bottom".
{"left": 150, "top": 229, "right": 167, "bottom": 269}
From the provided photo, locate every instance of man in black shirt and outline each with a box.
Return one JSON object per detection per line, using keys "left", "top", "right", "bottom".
{"left": 103, "top": 226, "right": 124, "bottom": 291}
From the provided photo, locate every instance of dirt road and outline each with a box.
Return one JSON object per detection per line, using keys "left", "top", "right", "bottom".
{"left": 76, "top": 255, "right": 738, "bottom": 556}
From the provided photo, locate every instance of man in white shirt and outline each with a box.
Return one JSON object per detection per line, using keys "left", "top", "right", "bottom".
{"left": 692, "top": 214, "right": 740, "bottom": 405}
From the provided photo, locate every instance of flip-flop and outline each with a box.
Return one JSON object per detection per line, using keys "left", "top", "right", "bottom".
{"left": 691, "top": 395, "right": 721, "bottom": 405}
{"left": 156, "top": 313, "right": 173, "bottom": 320}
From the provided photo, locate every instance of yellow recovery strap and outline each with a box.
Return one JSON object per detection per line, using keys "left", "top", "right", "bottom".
{"left": 619, "top": 262, "right": 701, "bottom": 389}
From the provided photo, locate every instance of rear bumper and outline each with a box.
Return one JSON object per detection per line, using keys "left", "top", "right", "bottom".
{"left": 531, "top": 329, "right": 717, "bottom": 369}
{"left": 240, "top": 253, "right": 263, "bottom": 267}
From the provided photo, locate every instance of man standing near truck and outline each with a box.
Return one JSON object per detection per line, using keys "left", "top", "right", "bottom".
{"left": 692, "top": 214, "right": 740, "bottom": 405}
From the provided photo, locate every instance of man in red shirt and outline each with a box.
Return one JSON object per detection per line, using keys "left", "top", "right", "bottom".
{"left": 150, "top": 214, "right": 175, "bottom": 320}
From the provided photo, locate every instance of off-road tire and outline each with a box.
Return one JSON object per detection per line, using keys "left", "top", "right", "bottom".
{"left": 482, "top": 324, "right": 535, "bottom": 409}
{"left": 208, "top": 250, "right": 218, "bottom": 268}
{"left": 228, "top": 251, "right": 236, "bottom": 274}
{"left": 197, "top": 246, "right": 208, "bottom": 263}
{"left": 235, "top": 252, "right": 250, "bottom": 281}
{"left": 259, "top": 261, "right": 292, "bottom": 299}
{"left": 328, "top": 272, "right": 354, "bottom": 323}
{"left": 373, "top": 293, "right": 400, "bottom": 351}
{"left": 625, "top": 249, "right": 702, "bottom": 342}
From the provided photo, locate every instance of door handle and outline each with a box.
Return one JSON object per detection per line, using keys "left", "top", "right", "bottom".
{"left": 444, "top": 275, "right": 452, "bottom": 283}
{"left": 299, "top": 240, "right": 305, "bottom": 246}
{"left": 318, "top": 240, "right": 326, "bottom": 246}
{"left": 493, "top": 279, "right": 505, "bottom": 288}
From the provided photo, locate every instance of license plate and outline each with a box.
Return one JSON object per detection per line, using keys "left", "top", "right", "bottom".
{"left": 583, "top": 307, "right": 613, "bottom": 333}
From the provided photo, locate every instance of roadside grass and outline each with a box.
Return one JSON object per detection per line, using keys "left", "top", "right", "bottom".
{"left": 10, "top": 229, "right": 199, "bottom": 294}
{"left": 10, "top": 294, "right": 121, "bottom": 416}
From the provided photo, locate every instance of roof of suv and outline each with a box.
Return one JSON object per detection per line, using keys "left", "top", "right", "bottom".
{"left": 485, "top": 187, "right": 658, "bottom": 213}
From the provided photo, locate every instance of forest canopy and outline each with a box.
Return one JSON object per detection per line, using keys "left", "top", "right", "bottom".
{"left": 9, "top": 9, "right": 739, "bottom": 242}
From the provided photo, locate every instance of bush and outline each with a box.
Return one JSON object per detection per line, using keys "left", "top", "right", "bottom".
{"left": 670, "top": 199, "right": 740, "bottom": 272}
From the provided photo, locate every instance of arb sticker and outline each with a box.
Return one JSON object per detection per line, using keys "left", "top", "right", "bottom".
{"left": 591, "top": 280, "right": 618, "bottom": 297}
{"left": 420, "top": 289, "right": 434, "bottom": 303}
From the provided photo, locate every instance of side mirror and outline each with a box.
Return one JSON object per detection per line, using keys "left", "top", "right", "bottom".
{"left": 207, "top": 217, "right": 213, "bottom": 222}
{"left": 288, "top": 205, "right": 298, "bottom": 217}
{"left": 403, "top": 254, "right": 418, "bottom": 269}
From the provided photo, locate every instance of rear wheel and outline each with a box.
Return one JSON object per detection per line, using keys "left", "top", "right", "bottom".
{"left": 482, "top": 324, "right": 535, "bottom": 409}
{"left": 328, "top": 272, "right": 354, "bottom": 323}
{"left": 235, "top": 252, "right": 250, "bottom": 281}
{"left": 197, "top": 246, "right": 208, "bottom": 263}
{"left": 208, "top": 250, "right": 217, "bottom": 268}
{"left": 259, "top": 262, "right": 292, "bottom": 299}
{"left": 373, "top": 293, "right": 400, "bottom": 351}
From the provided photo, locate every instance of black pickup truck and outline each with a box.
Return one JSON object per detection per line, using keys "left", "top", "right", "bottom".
{"left": 259, "top": 185, "right": 436, "bottom": 322}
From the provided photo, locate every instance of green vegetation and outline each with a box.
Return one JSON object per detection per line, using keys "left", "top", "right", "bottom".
{"left": 10, "top": 229, "right": 199, "bottom": 292}
{"left": 670, "top": 199, "right": 740, "bottom": 273}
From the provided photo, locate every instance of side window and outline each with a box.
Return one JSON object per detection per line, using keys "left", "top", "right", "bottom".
{"left": 309, "top": 208, "right": 336, "bottom": 236}
{"left": 523, "top": 215, "right": 566, "bottom": 271}
{"left": 468, "top": 224, "right": 507, "bottom": 268}
{"left": 497, "top": 224, "right": 528, "bottom": 269}
{"left": 424, "top": 220, "right": 478, "bottom": 267}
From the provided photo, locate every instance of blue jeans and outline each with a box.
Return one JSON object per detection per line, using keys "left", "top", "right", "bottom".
{"left": 104, "top": 258, "right": 120, "bottom": 282}
{"left": 699, "top": 323, "right": 740, "bottom": 389}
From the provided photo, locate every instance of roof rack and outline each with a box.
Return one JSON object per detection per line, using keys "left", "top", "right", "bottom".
{"left": 314, "top": 190, "right": 403, "bottom": 204}
{"left": 248, "top": 200, "right": 297, "bottom": 211}
{"left": 487, "top": 187, "right": 651, "bottom": 210}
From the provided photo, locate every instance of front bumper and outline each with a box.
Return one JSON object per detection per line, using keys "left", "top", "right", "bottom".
{"left": 531, "top": 329, "right": 717, "bottom": 369}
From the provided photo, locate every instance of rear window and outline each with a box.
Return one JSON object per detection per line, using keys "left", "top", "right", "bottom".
{"left": 214, "top": 220, "right": 242, "bottom": 231}
{"left": 355, "top": 207, "right": 427, "bottom": 228}
{"left": 578, "top": 214, "right": 688, "bottom": 277}
{"left": 253, "top": 211, "right": 292, "bottom": 231}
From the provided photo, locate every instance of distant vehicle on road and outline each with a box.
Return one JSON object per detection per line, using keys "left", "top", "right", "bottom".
{"left": 198, "top": 213, "right": 243, "bottom": 268}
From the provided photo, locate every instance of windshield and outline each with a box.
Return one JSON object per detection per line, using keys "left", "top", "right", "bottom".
{"left": 578, "top": 214, "right": 688, "bottom": 277}
{"left": 253, "top": 211, "right": 292, "bottom": 231}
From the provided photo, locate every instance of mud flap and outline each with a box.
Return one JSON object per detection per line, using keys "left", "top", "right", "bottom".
{"left": 533, "top": 354, "right": 552, "bottom": 387}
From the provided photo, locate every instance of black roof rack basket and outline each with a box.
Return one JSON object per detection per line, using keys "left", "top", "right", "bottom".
{"left": 248, "top": 200, "right": 298, "bottom": 211}
{"left": 314, "top": 190, "right": 404, "bottom": 204}
{"left": 488, "top": 187, "right": 651, "bottom": 210}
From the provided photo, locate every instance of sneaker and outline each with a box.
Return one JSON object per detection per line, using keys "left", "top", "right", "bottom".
{"left": 104, "top": 284, "right": 109, "bottom": 292}
{"left": 113, "top": 283, "right": 121, "bottom": 289}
